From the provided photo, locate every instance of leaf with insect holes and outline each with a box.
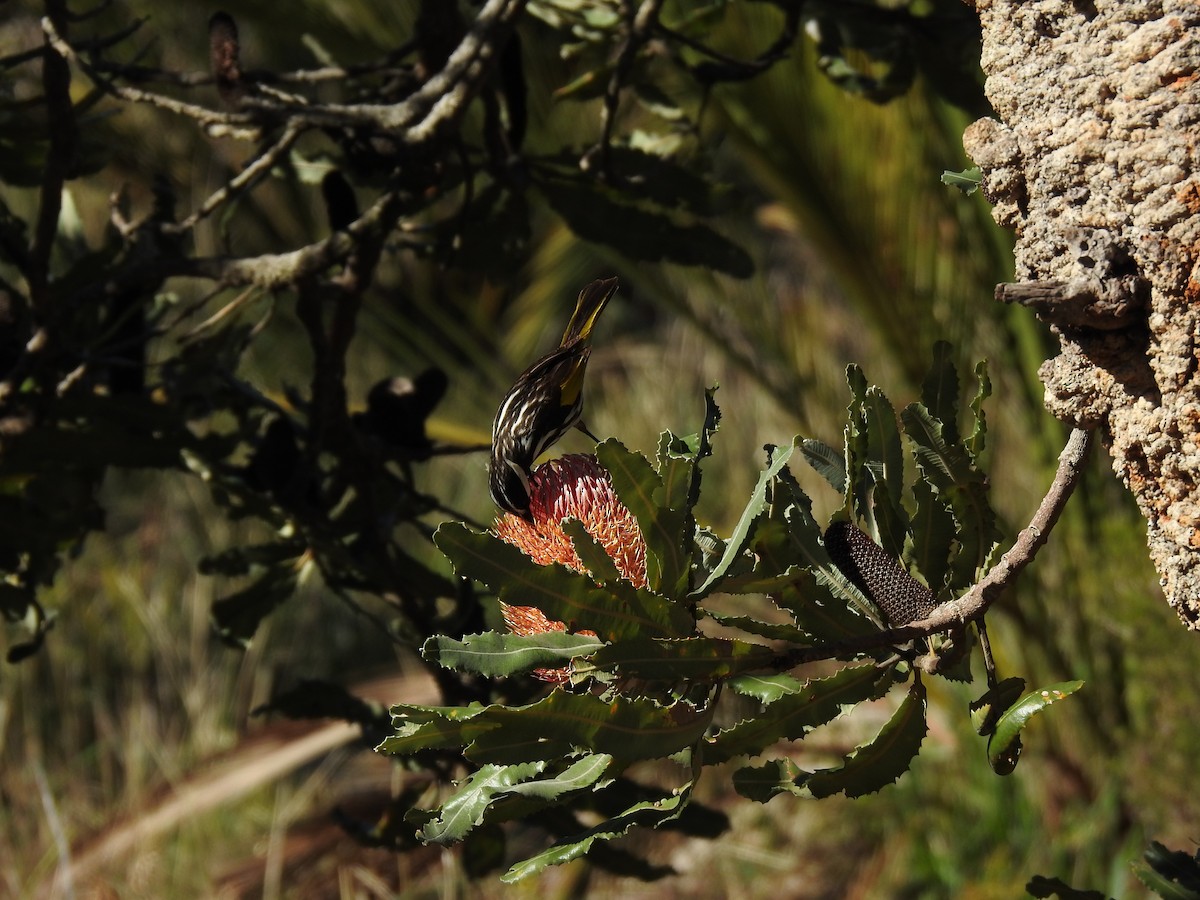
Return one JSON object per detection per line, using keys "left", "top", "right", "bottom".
{"left": 419, "top": 754, "right": 613, "bottom": 845}
{"left": 942, "top": 166, "right": 983, "bottom": 195}
{"left": 987, "top": 680, "right": 1084, "bottom": 775}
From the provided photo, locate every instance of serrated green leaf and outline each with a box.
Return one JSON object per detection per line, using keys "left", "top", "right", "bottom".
{"left": 987, "top": 680, "right": 1084, "bottom": 775}
{"left": 421, "top": 754, "right": 615, "bottom": 846}
{"left": 702, "top": 610, "right": 812, "bottom": 645}
{"left": 772, "top": 572, "right": 867, "bottom": 644}
{"left": 905, "top": 478, "right": 956, "bottom": 596}
{"left": 799, "top": 438, "right": 847, "bottom": 495}
{"left": 420, "top": 762, "right": 546, "bottom": 844}
{"left": 435, "top": 523, "right": 693, "bottom": 640}
{"left": 805, "top": 677, "right": 927, "bottom": 798}
{"left": 587, "top": 636, "right": 776, "bottom": 682}
{"left": 901, "top": 403, "right": 1001, "bottom": 587}
{"left": 967, "top": 359, "right": 992, "bottom": 458}
{"left": 921, "top": 341, "right": 961, "bottom": 446}
{"left": 862, "top": 386, "right": 908, "bottom": 557}
{"left": 1131, "top": 842, "right": 1200, "bottom": 900}
{"left": 465, "top": 690, "right": 715, "bottom": 765}
{"left": 690, "top": 439, "right": 799, "bottom": 599}
{"left": 785, "top": 505, "right": 882, "bottom": 625}
{"left": 421, "top": 631, "right": 605, "bottom": 677}
{"left": 706, "top": 664, "right": 893, "bottom": 764}
{"left": 736, "top": 463, "right": 878, "bottom": 623}
{"left": 596, "top": 439, "right": 689, "bottom": 598}
{"left": 725, "top": 673, "right": 806, "bottom": 704}
{"left": 377, "top": 702, "right": 493, "bottom": 756}
{"left": 941, "top": 166, "right": 982, "bottom": 195}
{"left": 501, "top": 776, "right": 694, "bottom": 882}
{"left": 656, "top": 431, "right": 695, "bottom": 515}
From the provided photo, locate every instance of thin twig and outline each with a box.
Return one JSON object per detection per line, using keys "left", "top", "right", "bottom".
{"left": 165, "top": 120, "right": 306, "bottom": 235}
{"left": 773, "top": 428, "right": 1095, "bottom": 670}
{"left": 42, "top": 16, "right": 257, "bottom": 130}
{"left": 584, "top": 0, "right": 665, "bottom": 177}
{"left": 29, "top": 1, "right": 77, "bottom": 313}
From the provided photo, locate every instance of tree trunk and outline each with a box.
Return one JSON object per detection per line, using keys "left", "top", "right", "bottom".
{"left": 963, "top": 0, "right": 1200, "bottom": 628}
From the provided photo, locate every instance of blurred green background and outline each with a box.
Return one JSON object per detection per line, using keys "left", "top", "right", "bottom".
{"left": 0, "top": 1, "right": 1193, "bottom": 897}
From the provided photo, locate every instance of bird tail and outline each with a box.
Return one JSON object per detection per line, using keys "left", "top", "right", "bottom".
{"left": 560, "top": 277, "right": 619, "bottom": 347}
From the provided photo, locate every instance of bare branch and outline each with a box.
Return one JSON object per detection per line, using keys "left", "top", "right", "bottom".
{"left": 165, "top": 120, "right": 306, "bottom": 235}
{"left": 29, "top": 0, "right": 77, "bottom": 313}
{"left": 773, "top": 428, "right": 1095, "bottom": 670}
{"left": 583, "top": 0, "right": 665, "bottom": 177}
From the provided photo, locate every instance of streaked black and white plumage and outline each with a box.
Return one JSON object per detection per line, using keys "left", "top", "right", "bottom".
{"left": 489, "top": 277, "right": 619, "bottom": 518}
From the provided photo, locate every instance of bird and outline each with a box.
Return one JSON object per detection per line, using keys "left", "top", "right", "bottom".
{"left": 489, "top": 277, "right": 619, "bottom": 519}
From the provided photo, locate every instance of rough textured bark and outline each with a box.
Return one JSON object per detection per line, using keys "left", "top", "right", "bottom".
{"left": 963, "top": 1, "right": 1200, "bottom": 628}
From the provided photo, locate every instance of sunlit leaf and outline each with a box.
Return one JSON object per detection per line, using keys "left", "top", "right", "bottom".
{"left": 987, "top": 680, "right": 1084, "bottom": 775}
{"left": 967, "top": 359, "right": 992, "bottom": 459}
{"left": 420, "top": 754, "right": 614, "bottom": 845}
{"left": 799, "top": 438, "right": 846, "bottom": 495}
{"left": 725, "top": 673, "right": 805, "bottom": 705}
{"left": 422, "top": 631, "right": 605, "bottom": 677}
{"left": 941, "top": 166, "right": 983, "bottom": 195}
{"left": 692, "top": 439, "right": 798, "bottom": 599}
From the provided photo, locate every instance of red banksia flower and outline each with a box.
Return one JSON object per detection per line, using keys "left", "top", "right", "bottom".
{"left": 495, "top": 454, "right": 647, "bottom": 589}
{"left": 493, "top": 454, "right": 646, "bottom": 680}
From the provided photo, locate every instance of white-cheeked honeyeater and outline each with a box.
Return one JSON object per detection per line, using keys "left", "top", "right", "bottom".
{"left": 489, "top": 277, "right": 619, "bottom": 519}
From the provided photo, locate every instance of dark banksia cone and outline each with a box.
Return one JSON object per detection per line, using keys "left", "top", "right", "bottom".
{"left": 824, "top": 521, "right": 936, "bottom": 626}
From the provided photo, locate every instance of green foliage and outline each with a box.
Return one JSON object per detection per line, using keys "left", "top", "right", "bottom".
{"left": 1132, "top": 842, "right": 1200, "bottom": 900}
{"left": 942, "top": 166, "right": 984, "bottom": 195}
{"left": 984, "top": 680, "right": 1085, "bottom": 776}
{"left": 384, "top": 353, "right": 1082, "bottom": 878}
